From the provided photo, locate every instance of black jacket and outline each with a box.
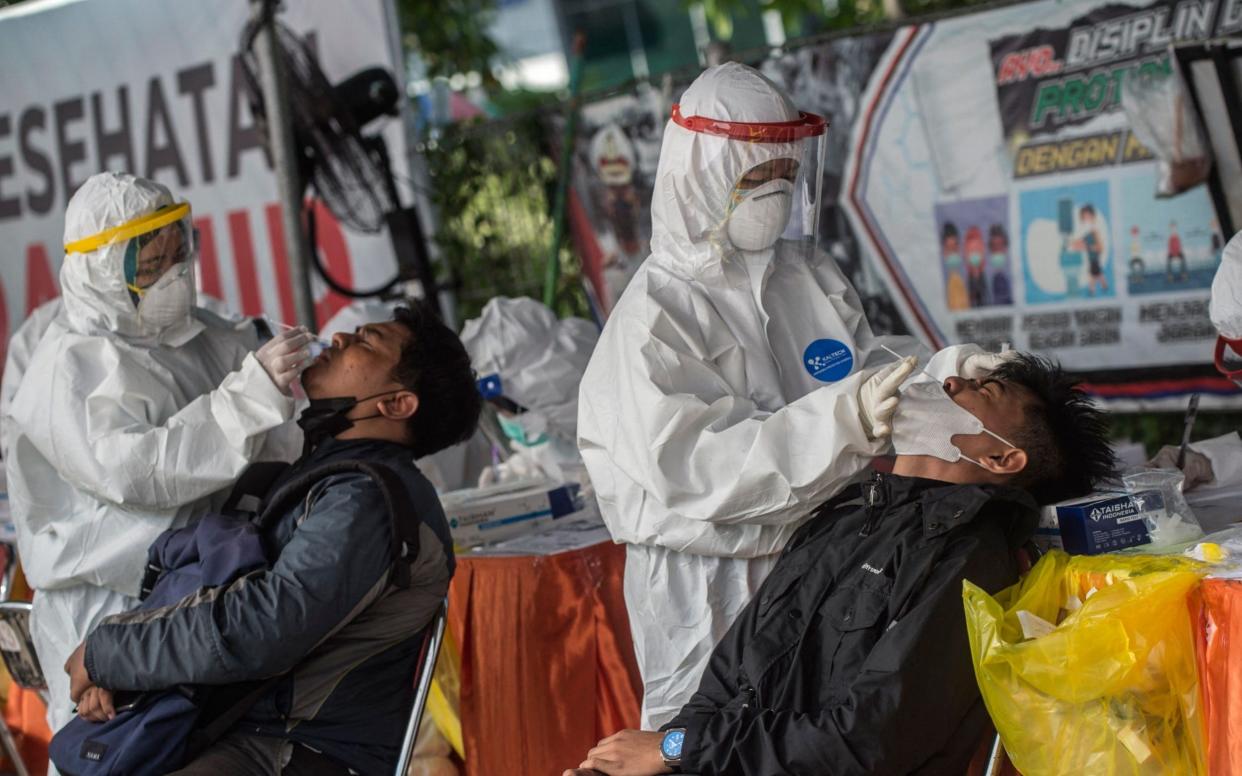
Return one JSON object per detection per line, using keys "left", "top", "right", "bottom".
{"left": 87, "top": 438, "right": 455, "bottom": 775}
{"left": 665, "top": 472, "right": 1038, "bottom": 776}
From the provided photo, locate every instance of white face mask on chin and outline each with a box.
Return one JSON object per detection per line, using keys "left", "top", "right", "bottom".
{"left": 891, "top": 379, "right": 1017, "bottom": 469}
{"left": 137, "top": 263, "right": 197, "bottom": 330}
{"left": 726, "top": 178, "right": 793, "bottom": 252}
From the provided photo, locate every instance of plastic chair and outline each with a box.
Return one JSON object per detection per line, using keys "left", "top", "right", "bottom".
{"left": 0, "top": 544, "right": 17, "bottom": 603}
{"left": 0, "top": 603, "right": 45, "bottom": 699}
{"left": 394, "top": 601, "right": 448, "bottom": 776}
{"left": 0, "top": 600, "right": 47, "bottom": 776}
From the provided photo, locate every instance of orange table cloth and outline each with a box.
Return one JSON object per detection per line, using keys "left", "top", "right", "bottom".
{"left": 448, "top": 540, "right": 641, "bottom": 776}
{"left": 1194, "top": 578, "right": 1242, "bottom": 775}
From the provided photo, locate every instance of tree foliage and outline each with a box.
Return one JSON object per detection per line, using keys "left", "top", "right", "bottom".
{"left": 397, "top": 0, "right": 500, "bottom": 85}
{"left": 423, "top": 116, "right": 590, "bottom": 322}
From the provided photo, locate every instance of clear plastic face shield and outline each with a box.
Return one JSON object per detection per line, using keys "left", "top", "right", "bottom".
{"left": 63, "top": 202, "right": 198, "bottom": 308}
{"left": 670, "top": 103, "right": 828, "bottom": 261}
{"left": 1215, "top": 335, "right": 1242, "bottom": 382}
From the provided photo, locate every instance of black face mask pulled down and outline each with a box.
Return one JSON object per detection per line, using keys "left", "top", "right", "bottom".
{"left": 296, "top": 390, "right": 399, "bottom": 454}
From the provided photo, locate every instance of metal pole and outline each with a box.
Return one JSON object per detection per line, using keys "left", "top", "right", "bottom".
{"left": 543, "top": 32, "right": 587, "bottom": 310}
{"left": 252, "top": 0, "right": 317, "bottom": 328}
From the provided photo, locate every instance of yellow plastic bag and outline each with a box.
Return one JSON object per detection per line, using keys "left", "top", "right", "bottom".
{"left": 964, "top": 550, "right": 1208, "bottom": 776}
{"left": 427, "top": 626, "right": 464, "bottom": 759}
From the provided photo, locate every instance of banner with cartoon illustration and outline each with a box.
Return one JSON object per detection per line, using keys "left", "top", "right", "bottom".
{"left": 838, "top": 0, "right": 1238, "bottom": 408}
{"left": 566, "top": 0, "right": 1238, "bottom": 406}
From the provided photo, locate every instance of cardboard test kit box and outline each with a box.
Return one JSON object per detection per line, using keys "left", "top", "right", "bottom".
{"left": 1035, "top": 490, "right": 1166, "bottom": 555}
{"left": 441, "top": 481, "right": 583, "bottom": 550}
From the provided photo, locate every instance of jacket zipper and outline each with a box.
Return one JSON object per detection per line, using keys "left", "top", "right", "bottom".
{"left": 858, "top": 473, "right": 883, "bottom": 537}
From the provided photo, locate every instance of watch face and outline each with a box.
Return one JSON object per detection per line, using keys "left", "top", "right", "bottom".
{"left": 661, "top": 729, "right": 685, "bottom": 759}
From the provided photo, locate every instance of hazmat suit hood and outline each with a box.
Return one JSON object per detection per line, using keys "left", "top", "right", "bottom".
{"left": 650, "top": 62, "right": 801, "bottom": 279}
{"left": 1211, "top": 232, "right": 1242, "bottom": 381}
{"left": 1211, "top": 232, "right": 1242, "bottom": 341}
{"left": 60, "top": 172, "right": 202, "bottom": 347}
{"left": 460, "top": 296, "right": 598, "bottom": 442}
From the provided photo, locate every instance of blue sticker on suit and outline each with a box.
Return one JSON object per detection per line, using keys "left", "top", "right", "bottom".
{"left": 803, "top": 339, "right": 854, "bottom": 382}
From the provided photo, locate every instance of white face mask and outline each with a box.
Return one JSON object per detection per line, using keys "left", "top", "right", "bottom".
{"left": 892, "top": 379, "right": 1017, "bottom": 469}
{"left": 136, "top": 262, "right": 196, "bottom": 330}
{"left": 726, "top": 178, "right": 793, "bottom": 252}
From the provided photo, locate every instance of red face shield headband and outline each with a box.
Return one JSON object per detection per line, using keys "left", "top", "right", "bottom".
{"left": 670, "top": 104, "right": 828, "bottom": 142}
{"left": 1215, "top": 335, "right": 1242, "bottom": 380}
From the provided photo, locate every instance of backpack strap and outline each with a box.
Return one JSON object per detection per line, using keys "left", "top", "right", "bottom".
{"left": 253, "top": 460, "right": 423, "bottom": 590}
{"left": 139, "top": 462, "right": 292, "bottom": 600}
{"left": 185, "top": 677, "right": 279, "bottom": 757}
{"left": 220, "top": 461, "right": 293, "bottom": 518}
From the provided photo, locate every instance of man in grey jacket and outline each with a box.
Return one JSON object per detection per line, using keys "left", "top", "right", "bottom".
{"left": 64, "top": 301, "right": 482, "bottom": 776}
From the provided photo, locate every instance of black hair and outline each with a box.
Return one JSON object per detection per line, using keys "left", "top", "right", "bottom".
{"left": 990, "top": 354, "right": 1117, "bottom": 505}
{"left": 389, "top": 301, "right": 483, "bottom": 458}
{"left": 1079, "top": 204, "right": 1096, "bottom": 217}
{"left": 942, "top": 222, "right": 959, "bottom": 241}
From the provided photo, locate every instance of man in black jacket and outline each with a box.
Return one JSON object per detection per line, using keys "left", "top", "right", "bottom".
{"left": 64, "top": 301, "right": 482, "bottom": 776}
{"left": 566, "top": 354, "right": 1116, "bottom": 776}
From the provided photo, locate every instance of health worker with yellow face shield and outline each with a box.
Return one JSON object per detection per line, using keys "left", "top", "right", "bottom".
{"left": 5, "top": 172, "right": 309, "bottom": 737}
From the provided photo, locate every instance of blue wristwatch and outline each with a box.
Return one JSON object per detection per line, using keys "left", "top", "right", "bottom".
{"left": 660, "top": 728, "right": 686, "bottom": 768}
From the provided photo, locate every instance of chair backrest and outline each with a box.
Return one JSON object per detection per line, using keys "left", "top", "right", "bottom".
{"left": 393, "top": 601, "right": 448, "bottom": 776}
{"left": 0, "top": 544, "right": 17, "bottom": 602}
{"left": 0, "top": 602, "right": 46, "bottom": 693}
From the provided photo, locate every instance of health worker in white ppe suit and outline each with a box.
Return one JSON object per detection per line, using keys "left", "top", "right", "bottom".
{"left": 5, "top": 172, "right": 309, "bottom": 737}
{"left": 461, "top": 296, "right": 599, "bottom": 487}
{"left": 0, "top": 297, "right": 64, "bottom": 459}
{"left": 1150, "top": 231, "right": 1242, "bottom": 489}
{"left": 577, "top": 62, "right": 1008, "bottom": 728}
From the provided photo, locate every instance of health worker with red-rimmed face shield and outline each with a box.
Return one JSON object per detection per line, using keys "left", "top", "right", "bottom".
{"left": 577, "top": 62, "right": 1007, "bottom": 728}
{"left": 1213, "top": 232, "right": 1242, "bottom": 385}
{"left": 1155, "top": 231, "right": 1242, "bottom": 489}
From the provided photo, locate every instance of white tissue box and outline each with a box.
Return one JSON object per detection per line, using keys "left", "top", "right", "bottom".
{"left": 440, "top": 480, "right": 583, "bottom": 550}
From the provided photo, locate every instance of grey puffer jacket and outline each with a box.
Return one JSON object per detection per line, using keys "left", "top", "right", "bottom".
{"left": 85, "top": 437, "right": 454, "bottom": 775}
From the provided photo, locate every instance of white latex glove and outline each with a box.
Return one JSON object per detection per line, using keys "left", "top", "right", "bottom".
{"left": 477, "top": 450, "right": 543, "bottom": 487}
{"left": 1148, "top": 446, "right": 1215, "bottom": 490}
{"left": 961, "top": 349, "right": 1021, "bottom": 380}
{"left": 858, "top": 356, "right": 918, "bottom": 440}
{"left": 255, "top": 327, "right": 315, "bottom": 395}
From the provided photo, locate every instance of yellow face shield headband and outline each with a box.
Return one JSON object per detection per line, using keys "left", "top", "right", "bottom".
{"left": 63, "top": 202, "right": 191, "bottom": 255}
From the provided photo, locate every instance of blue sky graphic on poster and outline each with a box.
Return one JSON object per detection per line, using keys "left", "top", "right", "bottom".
{"left": 1018, "top": 180, "right": 1114, "bottom": 304}
{"left": 1119, "top": 170, "right": 1224, "bottom": 296}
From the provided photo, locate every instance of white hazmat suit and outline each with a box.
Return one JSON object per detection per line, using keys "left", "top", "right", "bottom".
{"left": 577, "top": 63, "right": 985, "bottom": 727}
{"left": 0, "top": 297, "right": 64, "bottom": 459}
{"left": 1165, "top": 231, "right": 1242, "bottom": 488}
{"left": 1212, "top": 231, "right": 1242, "bottom": 383}
{"left": 6, "top": 173, "right": 303, "bottom": 735}
{"left": 461, "top": 297, "right": 599, "bottom": 486}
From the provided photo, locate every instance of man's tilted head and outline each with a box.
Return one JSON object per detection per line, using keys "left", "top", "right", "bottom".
{"left": 893, "top": 353, "right": 1117, "bottom": 504}
{"left": 985, "top": 353, "right": 1116, "bottom": 503}
{"left": 300, "top": 300, "right": 482, "bottom": 456}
